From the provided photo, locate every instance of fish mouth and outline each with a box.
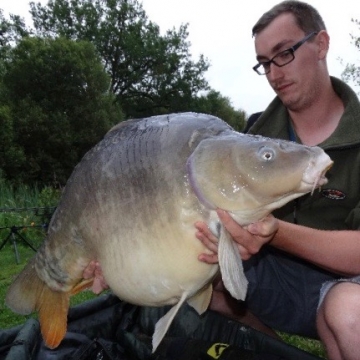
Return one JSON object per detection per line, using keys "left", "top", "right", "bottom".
{"left": 306, "top": 162, "right": 333, "bottom": 195}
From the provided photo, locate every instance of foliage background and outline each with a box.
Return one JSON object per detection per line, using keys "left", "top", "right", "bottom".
{"left": 0, "top": 0, "right": 247, "bottom": 187}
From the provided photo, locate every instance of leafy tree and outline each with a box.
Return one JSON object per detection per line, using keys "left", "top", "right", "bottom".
{"left": 0, "top": 105, "right": 26, "bottom": 181}
{"left": 29, "top": 0, "right": 210, "bottom": 117}
{"left": 0, "top": 10, "right": 31, "bottom": 59}
{"left": 192, "top": 90, "right": 247, "bottom": 131}
{"left": 0, "top": 16, "right": 26, "bottom": 181}
{"left": 341, "top": 18, "right": 360, "bottom": 92}
{"left": 3, "top": 36, "right": 123, "bottom": 185}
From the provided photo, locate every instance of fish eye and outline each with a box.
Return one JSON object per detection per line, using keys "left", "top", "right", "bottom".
{"left": 258, "top": 147, "right": 275, "bottom": 161}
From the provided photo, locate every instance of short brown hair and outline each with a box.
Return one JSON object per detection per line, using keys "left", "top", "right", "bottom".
{"left": 252, "top": 0, "right": 326, "bottom": 37}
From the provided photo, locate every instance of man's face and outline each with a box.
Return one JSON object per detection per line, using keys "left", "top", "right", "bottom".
{"left": 254, "top": 13, "right": 319, "bottom": 110}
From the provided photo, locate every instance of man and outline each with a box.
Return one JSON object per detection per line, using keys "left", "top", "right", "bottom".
{"left": 196, "top": 1, "right": 360, "bottom": 359}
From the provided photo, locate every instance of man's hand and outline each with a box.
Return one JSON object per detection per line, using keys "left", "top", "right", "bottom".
{"left": 195, "top": 220, "right": 219, "bottom": 264}
{"left": 83, "top": 260, "right": 109, "bottom": 294}
{"left": 196, "top": 209, "right": 279, "bottom": 264}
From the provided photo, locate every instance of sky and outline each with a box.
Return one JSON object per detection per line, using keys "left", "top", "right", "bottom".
{"left": 1, "top": 0, "right": 359, "bottom": 115}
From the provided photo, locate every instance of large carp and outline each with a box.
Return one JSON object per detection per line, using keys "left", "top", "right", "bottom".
{"left": 6, "top": 112, "right": 332, "bottom": 352}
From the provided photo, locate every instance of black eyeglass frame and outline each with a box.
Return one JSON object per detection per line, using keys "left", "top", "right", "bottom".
{"left": 253, "top": 31, "right": 318, "bottom": 75}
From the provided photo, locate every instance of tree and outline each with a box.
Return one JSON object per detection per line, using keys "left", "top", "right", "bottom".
{"left": 192, "top": 90, "right": 247, "bottom": 131}
{"left": 341, "top": 18, "right": 360, "bottom": 92}
{"left": 0, "top": 10, "right": 30, "bottom": 53}
{"left": 0, "top": 104, "right": 26, "bottom": 181}
{"left": 3, "top": 36, "right": 123, "bottom": 185}
{"left": 29, "top": 0, "right": 210, "bottom": 117}
{"left": 0, "top": 13, "right": 28, "bottom": 181}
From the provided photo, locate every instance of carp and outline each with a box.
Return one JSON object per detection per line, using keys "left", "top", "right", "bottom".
{"left": 6, "top": 112, "right": 333, "bottom": 352}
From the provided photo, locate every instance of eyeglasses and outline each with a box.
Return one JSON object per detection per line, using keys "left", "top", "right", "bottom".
{"left": 253, "top": 32, "right": 318, "bottom": 75}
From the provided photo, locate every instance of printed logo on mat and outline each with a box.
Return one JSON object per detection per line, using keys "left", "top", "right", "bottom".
{"left": 207, "top": 343, "right": 229, "bottom": 359}
{"left": 321, "top": 189, "right": 346, "bottom": 200}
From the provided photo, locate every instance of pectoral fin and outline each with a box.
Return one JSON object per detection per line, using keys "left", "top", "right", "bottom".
{"left": 186, "top": 283, "right": 213, "bottom": 314}
{"left": 152, "top": 292, "right": 188, "bottom": 352}
{"left": 218, "top": 225, "right": 248, "bottom": 300}
{"left": 70, "top": 278, "right": 94, "bottom": 295}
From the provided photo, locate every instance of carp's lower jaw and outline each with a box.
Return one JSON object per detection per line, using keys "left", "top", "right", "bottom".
{"left": 300, "top": 152, "right": 333, "bottom": 193}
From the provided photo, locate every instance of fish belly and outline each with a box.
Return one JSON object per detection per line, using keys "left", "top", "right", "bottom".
{"left": 97, "top": 230, "right": 218, "bottom": 307}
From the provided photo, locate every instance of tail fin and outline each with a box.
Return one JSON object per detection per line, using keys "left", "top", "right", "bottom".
{"left": 6, "top": 257, "right": 70, "bottom": 349}
{"left": 6, "top": 257, "right": 42, "bottom": 315}
{"left": 37, "top": 285, "right": 69, "bottom": 349}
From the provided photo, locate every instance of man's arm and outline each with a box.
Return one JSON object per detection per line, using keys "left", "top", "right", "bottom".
{"left": 272, "top": 220, "right": 360, "bottom": 276}
{"left": 197, "top": 210, "right": 360, "bottom": 277}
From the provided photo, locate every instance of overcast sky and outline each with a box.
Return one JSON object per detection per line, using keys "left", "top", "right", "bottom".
{"left": 1, "top": 0, "right": 359, "bottom": 115}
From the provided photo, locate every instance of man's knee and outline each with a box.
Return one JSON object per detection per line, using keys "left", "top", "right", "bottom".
{"left": 318, "top": 282, "right": 360, "bottom": 333}
{"left": 318, "top": 282, "right": 360, "bottom": 360}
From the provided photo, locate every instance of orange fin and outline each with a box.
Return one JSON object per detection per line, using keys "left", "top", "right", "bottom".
{"left": 38, "top": 277, "right": 94, "bottom": 347}
{"left": 37, "top": 286, "right": 70, "bottom": 349}
{"left": 6, "top": 256, "right": 71, "bottom": 349}
{"left": 70, "top": 278, "right": 94, "bottom": 295}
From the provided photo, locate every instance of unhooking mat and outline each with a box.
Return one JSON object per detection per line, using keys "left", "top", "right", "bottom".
{"left": 0, "top": 293, "right": 323, "bottom": 360}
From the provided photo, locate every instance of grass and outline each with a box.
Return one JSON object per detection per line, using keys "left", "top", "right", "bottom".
{"left": 278, "top": 332, "right": 326, "bottom": 358}
{"left": 0, "top": 181, "right": 327, "bottom": 358}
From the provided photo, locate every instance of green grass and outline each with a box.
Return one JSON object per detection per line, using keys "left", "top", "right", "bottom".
{"left": 278, "top": 332, "right": 326, "bottom": 358}
{"left": 0, "top": 181, "right": 327, "bottom": 358}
